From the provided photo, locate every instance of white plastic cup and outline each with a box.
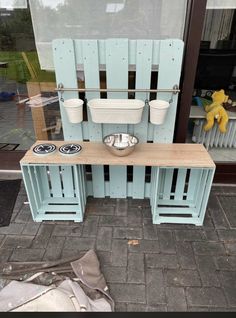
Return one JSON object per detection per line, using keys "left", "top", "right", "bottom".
{"left": 63, "top": 98, "right": 83, "bottom": 123}
{"left": 149, "top": 99, "right": 170, "bottom": 125}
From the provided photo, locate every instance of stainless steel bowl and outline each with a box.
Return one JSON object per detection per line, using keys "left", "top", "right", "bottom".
{"left": 103, "top": 133, "right": 139, "bottom": 157}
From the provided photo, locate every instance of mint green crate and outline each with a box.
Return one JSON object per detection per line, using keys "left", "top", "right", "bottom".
{"left": 21, "top": 164, "right": 86, "bottom": 222}
{"left": 150, "top": 167, "right": 215, "bottom": 225}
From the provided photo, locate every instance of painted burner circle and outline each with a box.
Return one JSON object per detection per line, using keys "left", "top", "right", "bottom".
{"left": 33, "top": 143, "right": 56, "bottom": 155}
{"left": 59, "top": 143, "right": 82, "bottom": 156}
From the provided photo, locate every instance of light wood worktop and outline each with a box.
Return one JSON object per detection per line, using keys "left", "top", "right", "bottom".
{"left": 20, "top": 141, "right": 215, "bottom": 168}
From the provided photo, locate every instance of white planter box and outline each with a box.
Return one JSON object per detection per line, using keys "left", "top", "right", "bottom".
{"left": 88, "top": 98, "right": 145, "bottom": 124}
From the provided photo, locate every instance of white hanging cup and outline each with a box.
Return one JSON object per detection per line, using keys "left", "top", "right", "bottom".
{"left": 63, "top": 98, "right": 83, "bottom": 123}
{"left": 149, "top": 99, "right": 170, "bottom": 125}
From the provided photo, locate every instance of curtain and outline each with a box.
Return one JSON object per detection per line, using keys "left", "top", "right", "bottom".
{"left": 28, "top": 0, "right": 187, "bottom": 70}
{"left": 207, "top": 0, "right": 236, "bottom": 9}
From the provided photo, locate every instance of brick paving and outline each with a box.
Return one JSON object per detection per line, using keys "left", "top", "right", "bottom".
{"left": 0, "top": 183, "right": 236, "bottom": 312}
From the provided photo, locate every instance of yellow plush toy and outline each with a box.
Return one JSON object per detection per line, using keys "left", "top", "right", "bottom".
{"left": 204, "top": 89, "right": 229, "bottom": 133}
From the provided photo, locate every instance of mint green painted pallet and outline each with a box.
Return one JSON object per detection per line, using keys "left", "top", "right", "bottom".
{"left": 52, "top": 38, "right": 184, "bottom": 200}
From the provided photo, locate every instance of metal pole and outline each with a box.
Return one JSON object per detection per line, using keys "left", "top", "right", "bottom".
{"left": 55, "top": 84, "right": 180, "bottom": 94}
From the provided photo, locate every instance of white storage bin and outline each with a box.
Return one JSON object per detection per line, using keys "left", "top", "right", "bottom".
{"left": 63, "top": 98, "right": 83, "bottom": 123}
{"left": 149, "top": 99, "right": 170, "bottom": 125}
{"left": 88, "top": 98, "right": 145, "bottom": 124}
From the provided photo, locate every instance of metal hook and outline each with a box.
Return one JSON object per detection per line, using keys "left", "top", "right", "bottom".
{"left": 169, "top": 91, "right": 174, "bottom": 104}
{"left": 58, "top": 83, "right": 64, "bottom": 102}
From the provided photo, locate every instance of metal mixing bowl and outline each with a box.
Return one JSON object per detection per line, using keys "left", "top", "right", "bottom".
{"left": 103, "top": 133, "right": 139, "bottom": 157}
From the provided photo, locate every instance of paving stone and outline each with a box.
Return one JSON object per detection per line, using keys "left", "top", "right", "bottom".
{"left": 43, "top": 236, "right": 65, "bottom": 261}
{"left": 113, "top": 227, "right": 142, "bottom": 239}
{"left": 52, "top": 224, "right": 83, "bottom": 237}
{"left": 12, "top": 196, "right": 25, "bottom": 213}
{"left": 188, "top": 306, "right": 210, "bottom": 312}
{"left": 207, "top": 195, "right": 229, "bottom": 229}
{"left": 2, "top": 235, "right": 33, "bottom": 249}
{"left": 208, "top": 307, "right": 236, "bottom": 312}
{"left": 145, "top": 253, "right": 179, "bottom": 269}
{"left": 109, "top": 283, "right": 145, "bottom": 303}
{"left": 128, "top": 198, "right": 150, "bottom": 208}
{"left": 186, "top": 287, "right": 227, "bottom": 307}
{"left": 0, "top": 223, "right": 25, "bottom": 235}
{"left": 174, "top": 229, "right": 204, "bottom": 241}
{"left": 86, "top": 197, "right": 104, "bottom": 206}
{"left": 86, "top": 205, "right": 115, "bottom": 215}
{"left": 111, "top": 240, "right": 127, "bottom": 266}
{"left": 165, "top": 269, "right": 201, "bottom": 287}
{"left": 63, "top": 237, "right": 95, "bottom": 251}
{"left": 221, "top": 186, "right": 236, "bottom": 195}
{"left": 127, "top": 253, "right": 145, "bottom": 283}
{"left": 82, "top": 216, "right": 99, "bottom": 237}
{"left": 127, "top": 304, "right": 167, "bottom": 312}
{"left": 22, "top": 223, "right": 40, "bottom": 236}
{"left": 217, "top": 196, "right": 236, "bottom": 228}
{"left": 218, "top": 271, "right": 236, "bottom": 306}
{"left": 128, "top": 207, "right": 142, "bottom": 219}
{"left": 157, "top": 230, "right": 176, "bottom": 254}
{"left": 102, "top": 198, "right": 117, "bottom": 207}
{"left": 166, "top": 287, "right": 187, "bottom": 311}
{"left": 215, "top": 256, "right": 236, "bottom": 270}
{"left": 195, "top": 255, "right": 220, "bottom": 287}
{"left": 188, "top": 306, "right": 236, "bottom": 312}
{"left": 97, "top": 251, "right": 112, "bottom": 265}
{"left": 202, "top": 229, "right": 219, "bottom": 241}
{"left": 61, "top": 249, "right": 85, "bottom": 259}
{"left": 143, "top": 218, "right": 158, "bottom": 240}
{"left": 127, "top": 214, "right": 142, "bottom": 227}
{"left": 146, "top": 268, "right": 166, "bottom": 305}
{"left": 99, "top": 215, "right": 127, "bottom": 227}
{"left": 224, "top": 243, "right": 236, "bottom": 255}
{"left": 0, "top": 235, "right": 5, "bottom": 246}
{"left": 193, "top": 242, "right": 226, "bottom": 255}
{"left": 115, "top": 303, "right": 127, "bottom": 312}
{"left": 128, "top": 239, "right": 160, "bottom": 253}
{"left": 217, "top": 229, "right": 236, "bottom": 242}
{"left": 18, "top": 182, "right": 26, "bottom": 195}
{"left": 156, "top": 223, "right": 194, "bottom": 230}
{"left": 141, "top": 207, "right": 152, "bottom": 218}
{"left": 102, "top": 266, "right": 126, "bottom": 283}
{"left": 10, "top": 248, "right": 45, "bottom": 261}
{"left": 176, "top": 241, "right": 197, "bottom": 269}
{"left": 31, "top": 224, "right": 54, "bottom": 248}
{"left": 0, "top": 249, "right": 13, "bottom": 263}
{"left": 115, "top": 199, "right": 128, "bottom": 216}
{"left": 202, "top": 212, "right": 215, "bottom": 229}
{"left": 96, "top": 227, "right": 113, "bottom": 251}
{"left": 14, "top": 205, "right": 31, "bottom": 223}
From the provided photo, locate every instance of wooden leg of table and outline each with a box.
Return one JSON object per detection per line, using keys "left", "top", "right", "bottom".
{"left": 26, "top": 82, "right": 48, "bottom": 140}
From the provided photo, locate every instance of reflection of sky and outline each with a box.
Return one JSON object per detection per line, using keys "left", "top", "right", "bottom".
{"left": 39, "top": 0, "right": 65, "bottom": 10}
{"left": 0, "top": 0, "right": 27, "bottom": 8}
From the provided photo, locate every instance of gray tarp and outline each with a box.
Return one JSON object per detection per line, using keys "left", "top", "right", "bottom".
{"left": 0, "top": 249, "right": 114, "bottom": 312}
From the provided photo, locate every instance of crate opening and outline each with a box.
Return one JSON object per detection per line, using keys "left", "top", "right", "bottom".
{"left": 45, "top": 211, "right": 77, "bottom": 215}
{"left": 159, "top": 213, "right": 192, "bottom": 218}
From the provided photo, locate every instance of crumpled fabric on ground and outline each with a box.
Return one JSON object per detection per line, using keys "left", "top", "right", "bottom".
{"left": 0, "top": 249, "right": 114, "bottom": 312}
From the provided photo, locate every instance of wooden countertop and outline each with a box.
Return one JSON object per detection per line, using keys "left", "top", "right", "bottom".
{"left": 20, "top": 141, "right": 215, "bottom": 168}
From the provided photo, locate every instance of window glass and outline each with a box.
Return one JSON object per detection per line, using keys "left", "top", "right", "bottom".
{"left": 187, "top": 4, "right": 236, "bottom": 163}
{"left": 29, "top": 0, "right": 187, "bottom": 70}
